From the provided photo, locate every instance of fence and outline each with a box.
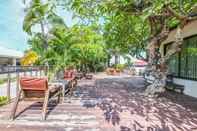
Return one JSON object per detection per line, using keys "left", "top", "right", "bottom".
{"left": 0, "top": 66, "right": 48, "bottom": 102}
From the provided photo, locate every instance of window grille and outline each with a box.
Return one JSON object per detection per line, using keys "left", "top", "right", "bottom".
{"left": 165, "top": 35, "right": 197, "bottom": 81}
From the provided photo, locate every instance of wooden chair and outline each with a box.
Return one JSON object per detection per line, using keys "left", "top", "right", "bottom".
{"left": 64, "top": 69, "right": 78, "bottom": 96}
{"left": 10, "top": 77, "right": 62, "bottom": 120}
{"left": 75, "top": 72, "right": 84, "bottom": 80}
{"left": 85, "top": 74, "right": 93, "bottom": 80}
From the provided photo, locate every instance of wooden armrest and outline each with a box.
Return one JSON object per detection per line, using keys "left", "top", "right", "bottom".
{"left": 48, "top": 84, "right": 62, "bottom": 92}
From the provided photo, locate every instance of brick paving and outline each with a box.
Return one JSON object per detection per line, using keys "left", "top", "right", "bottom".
{"left": 0, "top": 73, "right": 197, "bottom": 131}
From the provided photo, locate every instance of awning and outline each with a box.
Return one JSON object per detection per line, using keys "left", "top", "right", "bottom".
{"left": 133, "top": 59, "right": 148, "bottom": 66}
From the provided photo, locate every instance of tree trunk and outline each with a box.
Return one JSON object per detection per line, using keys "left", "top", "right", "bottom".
{"left": 40, "top": 21, "right": 48, "bottom": 50}
{"left": 145, "top": 26, "right": 184, "bottom": 96}
{"left": 114, "top": 54, "right": 119, "bottom": 65}
{"left": 145, "top": 37, "right": 167, "bottom": 96}
{"left": 107, "top": 54, "right": 111, "bottom": 67}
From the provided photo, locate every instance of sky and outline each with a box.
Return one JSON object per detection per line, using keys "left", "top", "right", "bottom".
{"left": 0, "top": 0, "right": 74, "bottom": 52}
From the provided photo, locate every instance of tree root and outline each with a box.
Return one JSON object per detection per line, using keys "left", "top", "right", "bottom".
{"left": 145, "top": 83, "right": 166, "bottom": 97}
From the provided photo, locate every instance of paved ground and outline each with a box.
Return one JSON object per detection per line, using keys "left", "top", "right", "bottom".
{"left": 0, "top": 73, "right": 197, "bottom": 131}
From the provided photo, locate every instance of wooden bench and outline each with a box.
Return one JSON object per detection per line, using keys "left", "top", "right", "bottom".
{"left": 10, "top": 77, "right": 62, "bottom": 120}
{"left": 165, "top": 74, "right": 184, "bottom": 94}
{"left": 165, "top": 82, "right": 184, "bottom": 93}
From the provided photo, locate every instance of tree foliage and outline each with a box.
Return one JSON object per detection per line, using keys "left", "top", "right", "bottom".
{"left": 23, "top": 0, "right": 107, "bottom": 72}
{"left": 59, "top": 0, "right": 197, "bottom": 94}
{"left": 21, "top": 50, "right": 39, "bottom": 66}
{"left": 70, "top": 43, "right": 107, "bottom": 72}
{"left": 23, "top": 0, "right": 197, "bottom": 85}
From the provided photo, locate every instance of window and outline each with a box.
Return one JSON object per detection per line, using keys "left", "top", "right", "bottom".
{"left": 167, "top": 53, "right": 179, "bottom": 77}
{"left": 165, "top": 35, "right": 197, "bottom": 80}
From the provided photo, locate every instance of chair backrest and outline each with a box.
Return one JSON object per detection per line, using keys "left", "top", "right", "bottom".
{"left": 64, "top": 70, "right": 72, "bottom": 78}
{"left": 20, "top": 77, "right": 48, "bottom": 91}
{"left": 64, "top": 69, "right": 76, "bottom": 79}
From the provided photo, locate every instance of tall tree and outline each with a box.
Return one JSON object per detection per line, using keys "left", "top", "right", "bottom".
{"left": 60, "top": 0, "right": 197, "bottom": 95}
{"left": 23, "top": 0, "right": 65, "bottom": 48}
{"left": 23, "top": 0, "right": 66, "bottom": 65}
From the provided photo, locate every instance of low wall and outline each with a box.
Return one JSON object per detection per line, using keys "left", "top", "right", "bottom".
{"left": 173, "top": 78, "right": 197, "bottom": 98}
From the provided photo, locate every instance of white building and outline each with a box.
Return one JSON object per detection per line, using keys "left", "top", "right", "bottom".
{"left": 110, "top": 55, "right": 137, "bottom": 65}
{"left": 0, "top": 45, "right": 23, "bottom": 66}
{"left": 161, "top": 19, "right": 197, "bottom": 98}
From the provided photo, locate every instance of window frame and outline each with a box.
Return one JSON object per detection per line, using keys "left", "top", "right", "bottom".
{"left": 164, "top": 34, "right": 197, "bottom": 81}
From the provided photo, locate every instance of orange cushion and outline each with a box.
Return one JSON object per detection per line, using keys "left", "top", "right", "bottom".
{"left": 64, "top": 70, "right": 74, "bottom": 78}
{"left": 20, "top": 77, "right": 48, "bottom": 91}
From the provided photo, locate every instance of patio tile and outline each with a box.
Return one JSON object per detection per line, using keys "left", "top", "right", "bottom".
{"left": 0, "top": 73, "right": 197, "bottom": 131}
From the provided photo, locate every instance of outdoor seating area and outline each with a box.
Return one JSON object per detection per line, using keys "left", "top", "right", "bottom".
{"left": 0, "top": 66, "right": 79, "bottom": 121}
{"left": 11, "top": 77, "right": 63, "bottom": 120}
{"left": 1, "top": 1, "right": 197, "bottom": 131}
{"left": 0, "top": 73, "right": 197, "bottom": 130}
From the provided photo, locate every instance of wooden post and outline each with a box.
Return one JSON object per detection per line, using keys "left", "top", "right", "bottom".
{"left": 16, "top": 70, "right": 20, "bottom": 95}
{"left": 36, "top": 69, "right": 38, "bottom": 77}
{"left": 7, "top": 69, "right": 11, "bottom": 102}
{"left": 45, "top": 66, "right": 49, "bottom": 77}
{"left": 24, "top": 70, "right": 26, "bottom": 76}
{"left": 10, "top": 89, "right": 22, "bottom": 120}
{"left": 44, "top": 66, "right": 46, "bottom": 77}
{"left": 39, "top": 67, "right": 42, "bottom": 78}
{"left": 42, "top": 90, "right": 49, "bottom": 120}
{"left": 45, "top": 66, "right": 48, "bottom": 76}
{"left": 30, "top": 69, "right": 33, "bottom": 76}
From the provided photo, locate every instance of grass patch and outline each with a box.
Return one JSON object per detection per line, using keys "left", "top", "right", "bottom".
{"left": 0, "top": 77, "right": 16, "bottom": 85}
{"left": 0, "top": 96, "right": 8, "bottom": 106}
{"left": 0, "top": 78, "right": 6, "bottom": 85}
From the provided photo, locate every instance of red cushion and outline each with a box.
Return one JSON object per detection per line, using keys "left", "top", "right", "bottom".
{"left": 20, "top": 77, "right": 48, "bottom": 91}
{"left": 64, "top": 70, "right": 73, "bottom": 78}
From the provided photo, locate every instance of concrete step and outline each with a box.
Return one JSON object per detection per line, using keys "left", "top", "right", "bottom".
{"left": 0, "top": 118, "right": 100, "bottom": 129}
{"left": 0, "top": 124, "right": 101, "bottom": 131}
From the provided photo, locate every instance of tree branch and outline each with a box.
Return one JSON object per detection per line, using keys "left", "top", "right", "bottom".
{"left": 165, "top": 5, "right": 187, "bottom": 20}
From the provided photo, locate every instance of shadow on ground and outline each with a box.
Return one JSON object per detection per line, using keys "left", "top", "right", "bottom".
{"left": 76, "top": 77, "right": 197, "bottom": 131}
{"left": 14, "top": 100, "right": 59, "bottom": 120}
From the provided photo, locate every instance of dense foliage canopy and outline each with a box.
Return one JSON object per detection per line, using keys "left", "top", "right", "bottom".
{"left": 23, "top": 0, "right": 107, "bottom": 73}
{"left": 23, "top": 0, "right": 197, "bottom": 77}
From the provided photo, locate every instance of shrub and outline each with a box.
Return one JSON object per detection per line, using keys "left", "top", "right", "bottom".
{"left": 115, "top": 64, "right": 125, "bottom": 71}
{"left": 0, "top": 96, "right": 7, "bottom": 106}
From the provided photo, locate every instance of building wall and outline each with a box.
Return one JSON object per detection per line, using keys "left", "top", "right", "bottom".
{"left": 173, "top": 78, "right": 197, "bottom": 98}
{"left": 163, "top": 19, "right": 197, "bottom": 44}
{"left": 110, "top": 55, "right": 129, "bottom": 65}
{"left": 0, "top": 57, "right": 12, "bottom": 65}
{"left": 160, "top": 20, "right": 197, "bottom": 98}
{"left": 160, "top": 19, "right": 197, "bottom": 57}
{"left": 0, "top": 57, "right": 18, "bottom": 66}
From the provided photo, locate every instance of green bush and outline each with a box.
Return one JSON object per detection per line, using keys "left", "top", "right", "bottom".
{"left": 115, "top": 64, "right": 125, "bottom": 71}
{"left": 0, "top": 77, "right": 16, "bottom": 85}
{"left": 0, "top": 96, "right": 7, "bottom": 106}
